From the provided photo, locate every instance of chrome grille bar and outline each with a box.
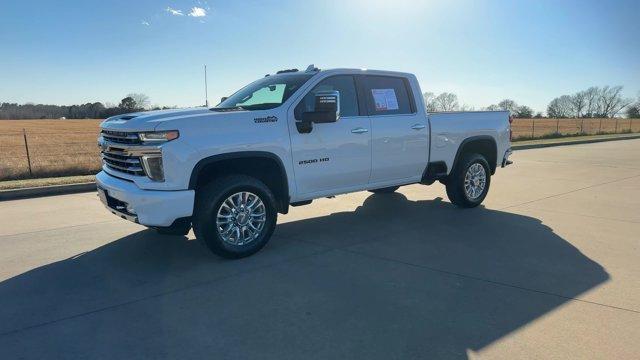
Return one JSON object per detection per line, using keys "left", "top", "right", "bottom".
{"left": 101, "top": 153, "right": 141, "bottom": 164}
{"left": 101, "top": 130, "right": 142, "bottom": 145}
{"left": 99, "top": 132, "right": 159, "bottom": 177}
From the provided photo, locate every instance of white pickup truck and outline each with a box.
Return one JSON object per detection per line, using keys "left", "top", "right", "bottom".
{"left": 97, "top": 66, "right": 512, "bottom": 258}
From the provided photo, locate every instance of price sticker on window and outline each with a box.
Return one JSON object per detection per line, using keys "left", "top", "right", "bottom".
{"left": 371, "top": 88, "right": 399, "bottom": 111}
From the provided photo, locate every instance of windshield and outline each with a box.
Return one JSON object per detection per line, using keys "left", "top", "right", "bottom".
{"left": 214, "top": 73, "right": 314, "bottom": 111}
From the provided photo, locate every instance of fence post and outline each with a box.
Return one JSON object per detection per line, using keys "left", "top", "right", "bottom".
{"left": 556, "top": 118, "right": 560, "bottom": 134}
{"left": 631, "top": 119, "right": 634, "bottom": 132}
{"left": 23, "top": 128, "right": 33, "bottom": 177}
{"left": 581, "top": 119, "right": 584, "bottom": 134}
{"left": 615, "top": 118, "right": 618, "bottom": 133}
{"left": 531, "top": 119, "right": 535, "bottom": 138}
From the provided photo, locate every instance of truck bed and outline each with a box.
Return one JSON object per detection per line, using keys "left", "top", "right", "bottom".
{"left": 428, "top": 111, "right": 511, "bottom": 174}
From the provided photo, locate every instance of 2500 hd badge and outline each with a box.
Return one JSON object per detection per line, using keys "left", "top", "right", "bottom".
{"left": 298, "top": 157, "right": 329, "bottom": 165}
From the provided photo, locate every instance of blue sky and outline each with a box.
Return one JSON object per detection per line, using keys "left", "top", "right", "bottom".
{"left": 1, "top": 0, "right": 638, "bottom": 113}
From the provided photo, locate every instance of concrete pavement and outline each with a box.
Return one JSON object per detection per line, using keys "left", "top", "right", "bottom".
{"left": 1, "top": 140, "right": 639, "bottom": 359}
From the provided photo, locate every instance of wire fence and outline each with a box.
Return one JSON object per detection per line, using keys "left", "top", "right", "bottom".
{"left": 0, "top": 129, "right": 101, "bottom": 181}
{"left": 1, "top": 118, "right": 639, "bottom": 181}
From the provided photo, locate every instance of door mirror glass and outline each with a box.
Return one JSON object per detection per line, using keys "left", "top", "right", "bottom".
{"left": 301, "top": 91, "right": 340, "bottom": 124}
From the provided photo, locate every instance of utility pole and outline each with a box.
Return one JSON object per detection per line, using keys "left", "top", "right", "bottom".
{"left": 204, "top": 65, "right": 209, "bottom": 107}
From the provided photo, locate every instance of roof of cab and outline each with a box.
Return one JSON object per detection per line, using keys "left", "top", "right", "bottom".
{"left": 322, "top": 68, "right": 415, "bottom": 77}
{"left": 270, "top": 67, "right": 415, "bottom": 79}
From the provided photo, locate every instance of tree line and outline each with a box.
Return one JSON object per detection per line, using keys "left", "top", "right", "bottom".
{"left": 0, "top": 93, "right": 176, "bottom": 120}
{"left": 3, "top": 88, "right": 639, "bottom": 120}
{"left": 423, "top": 86, "right": 639, "bottom": 118}
{"left": 547, "top": 86, "right": 634, "bottom": 118}
{"left": 423, "top": 91, "right": 539, "bottom": 118}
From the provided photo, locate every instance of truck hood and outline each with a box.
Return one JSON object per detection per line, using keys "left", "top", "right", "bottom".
{"left": 100, "top": 108, "right": 212, "bottom": 132}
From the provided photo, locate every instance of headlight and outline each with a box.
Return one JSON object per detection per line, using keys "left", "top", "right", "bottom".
{"left": 138, "top": 130, "right": 179, "bottom": 143}
{"left": 141, "top": 155, "right": 164, "bottom": 181}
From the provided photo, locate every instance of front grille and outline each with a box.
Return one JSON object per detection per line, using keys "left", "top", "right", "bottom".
{"left": 101, "top": 130, "right": 142, "bottom": 145}
{"left": 101, "top": 148, "right": 146, "bottom": 176}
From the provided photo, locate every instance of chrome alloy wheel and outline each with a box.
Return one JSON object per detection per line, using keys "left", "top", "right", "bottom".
{"left": 215, "top": 192, "right": 266, "bottom": 246}
{"left": 464, "top": 163, "right": 487, "bottom": 200}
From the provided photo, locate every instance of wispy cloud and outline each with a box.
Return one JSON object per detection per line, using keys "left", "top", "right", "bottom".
{"left": 188, "top": 7, "right": 207, "bottom": 17}
{"left": 141, "top": 20, "right": 150, "bottom": 26}
{"left": 166, "top": 7, "right": 184, "bottom": 16}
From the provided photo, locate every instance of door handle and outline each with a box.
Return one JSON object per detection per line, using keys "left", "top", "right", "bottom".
{"left": 351, "top": 127, "right": 369, "bottom": 134}
{"left": 411, "top": 124, "right": 426, "bottom": 130}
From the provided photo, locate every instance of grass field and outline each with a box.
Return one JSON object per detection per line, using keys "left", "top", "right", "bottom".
{"left": 0, "top": 118, "right": 639, "bottom": 181}
{"left": 0, "top": 119, "right": 102, "bottom": 180}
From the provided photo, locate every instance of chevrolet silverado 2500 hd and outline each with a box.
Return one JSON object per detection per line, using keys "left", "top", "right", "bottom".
{"left": 97, "top": 66, "right": 512, "bottom": 258}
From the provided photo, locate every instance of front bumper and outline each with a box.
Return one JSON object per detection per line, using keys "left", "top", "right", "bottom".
{"left": 501, "top": 148, "right": 513, "bottom": 167}
{"left": 96, "top": 171, "right": 195, "bottom": 227}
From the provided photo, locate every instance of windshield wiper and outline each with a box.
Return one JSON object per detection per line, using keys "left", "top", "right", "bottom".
{"left": 210, "top": 106, "right": 246, "bottom": 112}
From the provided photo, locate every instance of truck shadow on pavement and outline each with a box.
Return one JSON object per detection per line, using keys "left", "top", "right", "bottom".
{"left": 0, "top": 193, "right": 609, "bottom": 359}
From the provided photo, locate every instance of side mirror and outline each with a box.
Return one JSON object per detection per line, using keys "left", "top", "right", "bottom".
{"left": 220, "top": 96, "right": 228, "bottom": 103}
{"left": 299, "top": 91, "right": 340, "bottom": 126}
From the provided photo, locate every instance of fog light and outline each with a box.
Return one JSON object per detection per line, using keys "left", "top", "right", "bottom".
{"left": 141, "top": 155, "right": 164, "bottom": 181}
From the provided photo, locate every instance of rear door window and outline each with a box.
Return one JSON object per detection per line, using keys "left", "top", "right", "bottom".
{"left": 362, "top": 76, "right": 414, "bottom": 116}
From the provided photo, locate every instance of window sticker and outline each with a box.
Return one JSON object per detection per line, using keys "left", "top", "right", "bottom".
{"left": 371, "top": 88, "right": 399, "bottom": 111}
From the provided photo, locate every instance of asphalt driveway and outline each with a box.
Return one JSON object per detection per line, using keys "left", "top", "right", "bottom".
{"left": 1, "top": 140, "right": 639, "bottom": 359}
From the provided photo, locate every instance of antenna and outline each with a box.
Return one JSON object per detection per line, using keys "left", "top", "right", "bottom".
{"left": 305, "top": 64, "right": 318, "bottom": 72}
{"left": 204, "top": 65, "right": 209, "bottom": 107}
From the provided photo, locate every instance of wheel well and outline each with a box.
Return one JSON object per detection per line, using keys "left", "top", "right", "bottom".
{"left": 190, "top": 154, "right": 289, "bottom": 214}
{"left": 454, "top": 137, "right": 498, "bottom": 174}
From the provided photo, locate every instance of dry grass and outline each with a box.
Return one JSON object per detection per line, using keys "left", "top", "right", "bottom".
{"left": 0, "top": 119, "right": 102, "bottom": 180}
{"left": 0, "top": 175, "right": 96, "bottom": 190}
{"left": 0, "top": 118, "right": 639, "bottom": 182}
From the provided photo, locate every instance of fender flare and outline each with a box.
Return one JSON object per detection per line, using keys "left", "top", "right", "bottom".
{"left": 188, "top": 151, "right": 289, "bottom": 213}
{"left": 450, "top": 135, "right": 498, "bottom": 175}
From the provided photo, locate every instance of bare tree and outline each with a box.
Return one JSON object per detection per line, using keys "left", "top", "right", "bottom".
{"left": 126, "top": 93, "right": 150, "bottom": 110}
{"left": 485, "top": 104, "right": 500, "bottom": 111}
{"left": 570, "top": 91, "right": 587, "bottom": 118}
{"left": 547, "top": 95, "right": 574, "bottom": 118}
{"left": 433, "top": 92, "right": 459, "bottom": 111}
{"left": 119, "top": 97, "right": 137, "bottom": 112}
{"left": 422, "top": 92, "right": 437, "bottom": 112}
{"left": 498, "top": 99, "right": 519, "bottom": 114}
{"left": 598, "top": 86, "right": 632, "bottom": 118}
{"left": 583, "top": 87, "right": 600, "bottom": 117}
{"left": 625, "top": 92, "right": 640, "bottom": 118}
{"left": 515, "top": 105, "right": 533, "bottom": 118}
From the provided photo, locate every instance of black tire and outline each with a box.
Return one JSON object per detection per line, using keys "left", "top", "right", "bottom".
{"left": 193, "top": 175, "right": 277, "bottom": 259}
{"left": 152, "top": 218, "right": 191, "bottom": 236}
{"left": 445, "top": 153, "right": 491, "bottom": 208}
{"left": 368, "top": 186, "right": 400, "bottom": 194}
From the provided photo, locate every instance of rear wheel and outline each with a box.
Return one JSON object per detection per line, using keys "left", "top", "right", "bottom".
{"left": 368, "top": 186, "right": 400, "bottom": 194}
{"left": 446, "top": 153, "right": 491, "bottom": 208}
{"left": 193, "top": 175, "right": 277, "bottom": 259}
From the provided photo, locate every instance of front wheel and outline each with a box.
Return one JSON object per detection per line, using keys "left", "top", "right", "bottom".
{"left": 446, "top": 153, "right": 491, "bottom": 208}
{"left": 193, "top": 175, "right": 277, "bottom": 259}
